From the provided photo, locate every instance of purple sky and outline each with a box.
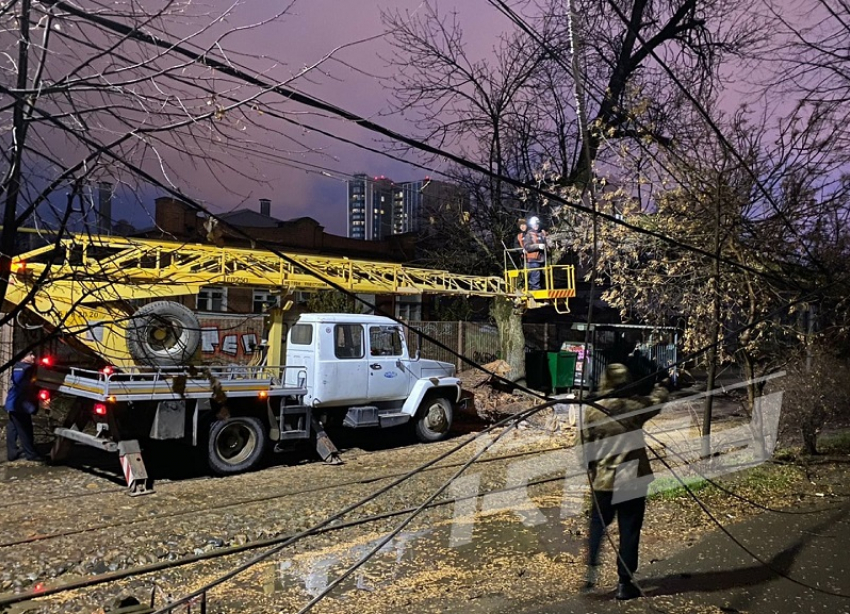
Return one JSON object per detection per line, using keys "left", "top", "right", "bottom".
{"left": 121, "top": 0, "right": 796, "bottom": 236}
{"left": 145, "top": 0, "right": 509, "bottom": 236}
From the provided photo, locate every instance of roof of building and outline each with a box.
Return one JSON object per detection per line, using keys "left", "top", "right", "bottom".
{"left": 218, "top": 208, "right": 284, "bottom": 228}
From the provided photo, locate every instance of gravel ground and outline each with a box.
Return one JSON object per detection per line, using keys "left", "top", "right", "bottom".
{"left": 0, "top": 398, "right": 839, "bottom": 614}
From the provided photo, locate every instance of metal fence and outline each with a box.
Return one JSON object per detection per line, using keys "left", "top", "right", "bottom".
{"left": 404, "top": 321, "right": 677, "bottom": 389}
{"left": 404, "top": 321, "right": 592, "bottom": 371}
{"left": 404, "top": 321, "right": 502, "bottom": 369}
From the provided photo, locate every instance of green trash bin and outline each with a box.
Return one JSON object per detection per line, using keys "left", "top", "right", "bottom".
{"left": 548, "top": 351, "right": 578, "bottom": 390}
{"left": 526, "top": 351, "right": 551, "bottom": 391}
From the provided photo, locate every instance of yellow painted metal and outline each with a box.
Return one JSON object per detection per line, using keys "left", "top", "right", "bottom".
{"left": 8, "top": 234, "right": 575, "bottom": 366}
{"left": 502, "top": 250, "right": 577, "bottom": 308}
{"left": 266, "top": 307, "right": 286, "bottom": 368}
{"left": 20, "top": 235, "right": 509, "bottom": 295}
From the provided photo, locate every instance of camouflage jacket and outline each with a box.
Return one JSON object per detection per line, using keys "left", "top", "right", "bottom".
{"left": 581, "top": 384, "right": 669, "bottom": 492}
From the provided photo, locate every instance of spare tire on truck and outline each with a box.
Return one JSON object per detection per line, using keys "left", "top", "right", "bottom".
{"left": 126, "top": 301, "right": 202, "bottom": 367}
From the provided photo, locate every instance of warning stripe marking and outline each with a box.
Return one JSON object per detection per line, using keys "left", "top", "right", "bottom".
{"left": 120, "top": 455, "right": 134, "bottom": 485}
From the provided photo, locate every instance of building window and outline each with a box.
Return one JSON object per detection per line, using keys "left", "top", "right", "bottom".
{"left": 197, "top": 286, "right": 227, "bottom": 312}
{"left": 396, "top": 296, "right": 422, "bottom": 321}
{"left": 252, "top": 289, "right": 276, "bottom": 313}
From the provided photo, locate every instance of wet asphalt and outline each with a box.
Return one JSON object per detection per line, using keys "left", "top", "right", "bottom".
{"left": 525, "top": 497, "right": 850, "bottom": 614}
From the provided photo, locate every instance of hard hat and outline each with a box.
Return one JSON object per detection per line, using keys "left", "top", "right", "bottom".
{"left": 528, "top": 216, "right": 540, "bottom": 228}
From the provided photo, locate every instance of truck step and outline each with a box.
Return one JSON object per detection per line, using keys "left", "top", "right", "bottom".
{"left": 378, "top": 412, "right": 410, "bottom": 428}
{"left": 343, "top": 406, "right": 380, "bottom": 428}
{"left": 277, "top": 430, "right": 309, "bottom": 441}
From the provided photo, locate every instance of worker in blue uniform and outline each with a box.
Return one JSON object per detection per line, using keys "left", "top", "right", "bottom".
{"left": 4, "top": 350, "right": 43, "bottom": 462}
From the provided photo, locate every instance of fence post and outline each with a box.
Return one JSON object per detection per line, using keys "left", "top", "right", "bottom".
{"left": 0, "top": 317, "right": 13, "bottom": 400}
{"left": 456, "top": 321, "right": 464, "bottom": 371}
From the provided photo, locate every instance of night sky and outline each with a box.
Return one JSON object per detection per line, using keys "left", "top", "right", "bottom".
{"left": 126, "top": 0, "right": 508, "bottom": 236}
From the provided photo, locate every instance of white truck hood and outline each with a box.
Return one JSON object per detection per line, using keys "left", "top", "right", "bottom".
{"left": 404, "top": 358, "right": 456, "bottom": 380}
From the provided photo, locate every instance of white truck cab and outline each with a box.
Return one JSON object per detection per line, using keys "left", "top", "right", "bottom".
{"left": 284, "top": 314, "right": 460, "bottom": 441}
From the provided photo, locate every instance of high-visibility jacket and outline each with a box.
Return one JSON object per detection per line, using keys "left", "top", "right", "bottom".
{"left": 522, "top": 229, "right": 547, "bottom": 262}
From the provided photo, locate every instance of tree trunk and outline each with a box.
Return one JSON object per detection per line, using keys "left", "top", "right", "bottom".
{"left": 492, "top": 297, "right": 525, "bottom": 383}
{"left": 0, "top": 0, "right": 33, "bottom": 310}
{"left": 741, "top": 351, "right": 765, "bottom": 458}
{"left": 701, "top": 194, "right": 722, "bottom": 458}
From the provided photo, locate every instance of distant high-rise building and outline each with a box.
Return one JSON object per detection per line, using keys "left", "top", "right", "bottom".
{"left": 347, "top": 174, "right": 394, "bottom": 240}
{"left": 348, "top": 173, "right": 465, "bottom": 240}
{"left": 394, "top": 178, "right": 464, "bottom": 234}
{"left": 392, "top": 181, "right": 419, "bottom": 235}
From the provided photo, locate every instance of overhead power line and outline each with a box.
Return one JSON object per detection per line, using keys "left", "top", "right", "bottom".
{"left": 27, "top": 0, "right": 826, "bottom": 293}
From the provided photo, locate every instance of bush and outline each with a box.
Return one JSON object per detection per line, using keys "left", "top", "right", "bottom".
{"left": 777, "top": 343, "right": 850, "bottom": 454}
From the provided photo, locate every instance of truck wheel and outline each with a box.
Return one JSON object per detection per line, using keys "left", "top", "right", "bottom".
{"left": 208, "top": 416, "right": 267, "bottom": 475}
{"left": 414, "top": 396, "right": 453, "bottom": 442}
{"left": 127, "top": 301, "right": 201, "bottom": 366}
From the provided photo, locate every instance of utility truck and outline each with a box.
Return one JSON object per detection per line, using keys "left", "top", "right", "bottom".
{"left": 6, "top": 234, "right": 574, "bottom": 495}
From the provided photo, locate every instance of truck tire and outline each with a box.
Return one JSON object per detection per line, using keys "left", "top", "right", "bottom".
{"left": 414, "top": 395, "right": 453, "bottom": 442}
{"left": 207, "top": 416, "right": 267, "bottom": 475}
{"left": 126, "top": 301, "right": 201, "bottom": 366}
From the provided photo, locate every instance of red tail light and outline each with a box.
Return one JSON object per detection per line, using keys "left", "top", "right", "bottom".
{"left": 101, "top": 365, "right": 114, "bottom": 376}
{"left": 93, "top": 403, "right": 107, "bottom": 416}
{"left": 39, "top": 356, "right": 53, "bottom": 367}
{"left": 38, "top": 390, "right": 50, "bottom": 402}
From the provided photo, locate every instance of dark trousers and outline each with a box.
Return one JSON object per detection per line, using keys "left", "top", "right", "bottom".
{"left": 6, "top": 411, "right": 38, "bottom": 461}
{"left": 588, "top": 490, "right": 647, "bottom": 583}
{"left": 527, "top": 259, "right": 543, "bottom": 290}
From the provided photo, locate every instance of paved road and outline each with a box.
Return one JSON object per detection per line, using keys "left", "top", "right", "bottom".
{"left": 524, "top": 498, "right": 850, "bottom": 614}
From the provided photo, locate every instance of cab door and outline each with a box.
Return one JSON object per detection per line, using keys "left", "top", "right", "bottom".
{"left": 366, "top": 325, "right": 409, "bottom": 401}
{"left": 312, "top": 323, "right": 369, "bottom": 406}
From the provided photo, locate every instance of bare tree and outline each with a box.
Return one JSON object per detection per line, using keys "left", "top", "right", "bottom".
{"left": 0, "top": 0, "right": 352, "bottom": 366}
{"left": 570, "top": 105, "right": 850, "bottom": 448}
{"left": 383, "top": 0, "right": 764, "bottom": 381}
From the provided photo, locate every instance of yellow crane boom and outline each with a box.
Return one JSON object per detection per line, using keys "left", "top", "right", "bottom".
{"left": 8, "top": 234, "right": 574, "bottom": 366}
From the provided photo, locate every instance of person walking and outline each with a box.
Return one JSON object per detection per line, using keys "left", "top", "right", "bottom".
{"left": 581, "top": 363, "right": 669, "bottom": 600}
{"left": 4, "top": 350, "right": 43, "bottom": 462}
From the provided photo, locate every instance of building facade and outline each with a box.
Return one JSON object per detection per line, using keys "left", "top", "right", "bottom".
{"left": 348, "top": 174, "right": 464, "bottom": 240}
{"left": 347, "top": 174, "right": 394, "bottom": 240}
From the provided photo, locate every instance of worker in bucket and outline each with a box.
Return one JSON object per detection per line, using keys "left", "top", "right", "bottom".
{"left": 581, "top": 363, "right": 669, "bottom": 600}
{"left": 515, "top": 217, "right": 528, "bottom": 253}
{"left": 522, "top": 215, "right": 548, "bottom": 290}
{"left": 4, "top": 350, "right": 45, "bottom": 462}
